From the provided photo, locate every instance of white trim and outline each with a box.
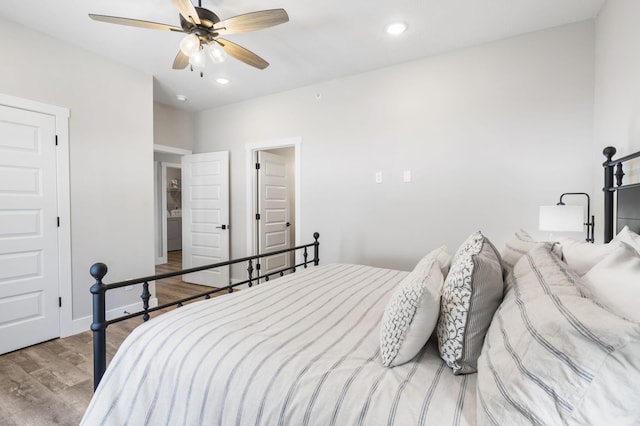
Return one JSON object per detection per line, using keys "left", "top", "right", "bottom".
{"left": 154, "top": 144, "right": 192, "bottom": 155}
{"left": 0, "top": 94, "right": 73, "bottom": 338}
{"left": 71, "top": 297, "right": 159, "bottom": 335}
{"left": 245, "top": 137, "right": 302, "bottom": 260}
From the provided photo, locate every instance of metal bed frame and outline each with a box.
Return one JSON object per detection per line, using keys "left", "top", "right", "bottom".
{"left": 89, "top": 232, "right": 320, "bottom": 389}
{"left": 603, "top": 146, "right": 640, "bottom": 242}
{"left": 88, "top": 144, "right": 640, "bottom": 390}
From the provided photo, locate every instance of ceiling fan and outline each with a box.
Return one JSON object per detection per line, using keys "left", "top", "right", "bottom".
{"left": 89, "top": 0, "right": 289, "bottom": 71}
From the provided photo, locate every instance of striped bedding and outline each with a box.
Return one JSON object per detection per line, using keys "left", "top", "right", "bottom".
{"left": 82, "top": 263, "right": 476, "bottom": 426}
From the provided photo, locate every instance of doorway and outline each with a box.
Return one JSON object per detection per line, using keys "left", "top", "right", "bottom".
{"left": 246, "top": 138, "right": 301, "bottom": 275}
{"left": 153, "top": 145, "right": 191, "bottom": 265}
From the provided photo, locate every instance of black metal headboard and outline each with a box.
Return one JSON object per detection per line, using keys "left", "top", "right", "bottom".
{"left": 603, "top": 146, "right": 640, "bottom": 242}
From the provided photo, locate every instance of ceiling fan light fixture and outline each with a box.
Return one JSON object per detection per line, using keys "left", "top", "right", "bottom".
{"left": 385, "top": 22, "right": 407, "bottom": 36}
{"left": 179, "top": 33, "right": 200, "bottom": 56}
{"left": 176, "top": 94, "right": 188, "bottom": 102}
{"left": 189, "top": 48, "right": 207, "bottom": 68}
{"left": 207, "top": 42, "right": 227, "bottom": 64}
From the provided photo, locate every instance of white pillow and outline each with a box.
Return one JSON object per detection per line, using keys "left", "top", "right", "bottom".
{"left": 613, "top": 225, "right": 640, "bottom": 255}
{"left": 414, "top": 245, "right": 451, "bottom": 277}
{"left": 581, "top": 241, "right": 640, "bottom": 322}
{"left": 557, "top": 237, "right": 624, "bottom": 276}
{"left": 380, "top": 252, "right": 445, "bottom": 367}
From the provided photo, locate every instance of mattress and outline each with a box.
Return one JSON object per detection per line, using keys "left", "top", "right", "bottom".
{"left": 82, "top": 263, "right": 476, "bottom": 425}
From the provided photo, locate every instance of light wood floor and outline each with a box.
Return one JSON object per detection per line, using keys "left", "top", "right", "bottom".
{"left": 0, "top": 251, "right": 215, "bottom": 425}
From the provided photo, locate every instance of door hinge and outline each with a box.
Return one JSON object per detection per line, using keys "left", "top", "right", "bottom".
{"left": 57, "top": 217, "right": 60, "bottom": 227}
{"left": 255, "top": 163, "right": 261, "bottom": 170}
{"left": 55, "top": 135, "right": 58, "bottom": 146}
{"left": 59, "top": 297, "right": 62, "bottom": 307}
{"left": 255, "top": 213, "right": 261, "bottom": 220}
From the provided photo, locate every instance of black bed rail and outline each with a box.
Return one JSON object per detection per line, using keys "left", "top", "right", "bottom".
{"left": 90, "top": 232, "right": 320, "bottom": 390}
{"left": 603, "top": 146, "right": 640, "bottom": 242}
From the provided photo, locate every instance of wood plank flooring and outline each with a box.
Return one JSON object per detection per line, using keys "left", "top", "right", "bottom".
{"left": 0, "top": 251, "right": 216, "bottom": 425}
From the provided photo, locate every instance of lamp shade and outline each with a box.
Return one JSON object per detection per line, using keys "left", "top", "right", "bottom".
{"left": 539, "top": 205, "right": 584, "bottom": 232}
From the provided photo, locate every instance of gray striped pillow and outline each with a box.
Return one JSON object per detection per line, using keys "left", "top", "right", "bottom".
{"left": 436, "top": 231, "right": 504, "bottom": 375}
{"left": 477, "top": 245, "right": 640, "bottom": 425}
{"left": 501, "top": 229, "right": 561, "bottom": 280}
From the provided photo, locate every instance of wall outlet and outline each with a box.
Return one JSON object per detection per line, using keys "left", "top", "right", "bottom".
{"left": 375, "top": 171, "right": 383, "bottom": 183}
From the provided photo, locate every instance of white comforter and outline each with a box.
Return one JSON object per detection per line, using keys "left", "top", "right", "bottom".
{"left": 82, "top": 264, "right": 476, "bottom": 426}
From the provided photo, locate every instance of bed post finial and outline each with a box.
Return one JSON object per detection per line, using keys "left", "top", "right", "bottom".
{"left": 603, "top": 147, "right": 616, "bottom": 243}
{"left": 313, "top": 232, "right": 320, "bottom": 266}
{"left": 603, "top": 146, "right": 616, "bottom": 161}
{"left": 90, "top": 262, "right": 108, "bottom": 390}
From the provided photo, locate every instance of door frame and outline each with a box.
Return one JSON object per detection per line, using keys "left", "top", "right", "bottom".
{"left": 245, "top": 137, "right": 302, "bottom": 258}
{"left": 153, "top": 144, "right": 191, "bottom": 264}
{"left": 0, "top": 93, "right": 72, "bottom": 337}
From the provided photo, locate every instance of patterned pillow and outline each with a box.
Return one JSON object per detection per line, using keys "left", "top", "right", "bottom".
{"left": 436, "top": 231, "right": 503, "bottom": 375}
{"left": 413, "top": 245, "right": 452, "bottom": 277}
{"left": 380, "top": 251, "right": 447, "bottom": 367}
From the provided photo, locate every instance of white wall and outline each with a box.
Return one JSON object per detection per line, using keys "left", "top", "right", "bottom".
{"left": 154, "top": 102, "right": 196, "bottom": 150}
{"left": 593, "top": 0, "right": 640, "bottom": 238}
{"left": 196, "top": 21, "right": 596, "bottom": 273}
{"left": 0, "top": 18, "right": 155, "bottom": 326}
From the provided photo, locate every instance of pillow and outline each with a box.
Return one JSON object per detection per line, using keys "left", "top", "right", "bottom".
{"left": 613, "top": 225, "right": 640, "bottom": 255}
{"left": 581, "top": 241, "right": 640, "bottom": 322}
{"left": 557, "top": 237, "right": 623, "bottom": 276}
{"left": 500, "top": 229, "right": 561, "bottom": 278}
{"left": 436, "top": 231, "right": 503, "bottom": 375}
{"left": 477, "top": 244, "right": 640, "bottom": 425}
{"left": 380, "top": 252, "right": 445, "bottom": 367}
{"left": 414, "top": 245, "right": 452, "bottom": 277}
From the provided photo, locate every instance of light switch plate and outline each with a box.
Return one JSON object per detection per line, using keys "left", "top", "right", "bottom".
{"left": 375, "top": 172, "right": 383, "bottom": 183}
{"left": 403, "top": 170, "right": 411, "bottom": 182}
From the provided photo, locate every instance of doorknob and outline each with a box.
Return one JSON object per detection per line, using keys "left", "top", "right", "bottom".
{"left": 286, "top": 222, "right": 291, "bottom": 227}
{"left": 216, "top": 224, "right": 227, "bottom": 230}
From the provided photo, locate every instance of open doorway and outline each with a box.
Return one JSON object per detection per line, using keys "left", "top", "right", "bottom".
{"left": 246, "top": 138, "right": 302, "bottom": 276}
{"left": 154, "top": 145, "right": 191, "bottom": 265}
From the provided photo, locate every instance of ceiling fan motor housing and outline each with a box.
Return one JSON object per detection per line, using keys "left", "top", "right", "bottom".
{"left": 180, "top": 7, "right": 221, "bottom": 42}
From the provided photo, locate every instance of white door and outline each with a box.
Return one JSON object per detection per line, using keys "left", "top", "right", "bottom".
{"left": 0, "top": 105, "right": 59, "bottom": 355}
{"left": 182, "top": 151, "right": 229, "bottom": 287}
{"left": 258, "top": 151, "right": 292, "bottom": 275}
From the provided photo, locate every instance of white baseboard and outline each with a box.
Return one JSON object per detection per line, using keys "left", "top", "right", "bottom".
{"left": 71, "top": 297, "right": 159, "bottom": 335}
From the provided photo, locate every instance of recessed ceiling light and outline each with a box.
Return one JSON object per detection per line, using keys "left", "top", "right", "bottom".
{"left": 385, "top": 22, "right": 407, "bottom": 36}
{"left": 215, "top": 77, "right": 231, "bottom": 85}
{"left": 176, "top": 94, "right": 188, "bottom": 102}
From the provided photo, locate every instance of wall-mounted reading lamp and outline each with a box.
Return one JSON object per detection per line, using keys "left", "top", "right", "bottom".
{"left": 539, "top": 192, "right": 595, "bottom": 243}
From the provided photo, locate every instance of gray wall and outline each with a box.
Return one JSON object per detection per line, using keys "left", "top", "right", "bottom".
{"left": 195, "top": 21, "right": 596, "bottom": 274}
{"left": 592, "top": 0, "right": 640, "bottom": 238}
{"left": 0, "top": 17, "right": 154, "bottom": 325}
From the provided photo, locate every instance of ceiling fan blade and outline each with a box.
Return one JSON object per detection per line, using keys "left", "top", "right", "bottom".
{"left": 213, "top": 9, "right": 289, "bottom": 35}
{"left": 172, "top": 51, "right": 190, "bottom": 69}
{"left": 215, "top": 38, "right": 269, "bottom": 69}
{"left": 171, "top": 0, "right": 201, "bottom": 25}
{"left": 89, "top": 14, "right": 183, "bottom": 32}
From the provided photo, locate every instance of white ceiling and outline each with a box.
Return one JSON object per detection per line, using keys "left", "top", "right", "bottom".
{"left": 0, "top": 0, "right": 604, "bottom": 112}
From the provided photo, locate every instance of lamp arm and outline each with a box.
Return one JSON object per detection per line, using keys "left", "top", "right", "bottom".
{"left": 558, "top": 192, "right": 594, "bottom": 243}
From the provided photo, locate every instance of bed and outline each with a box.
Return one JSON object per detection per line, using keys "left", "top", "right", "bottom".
{"left": 82, "top": 146, "right": 640, "bottom": 425}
